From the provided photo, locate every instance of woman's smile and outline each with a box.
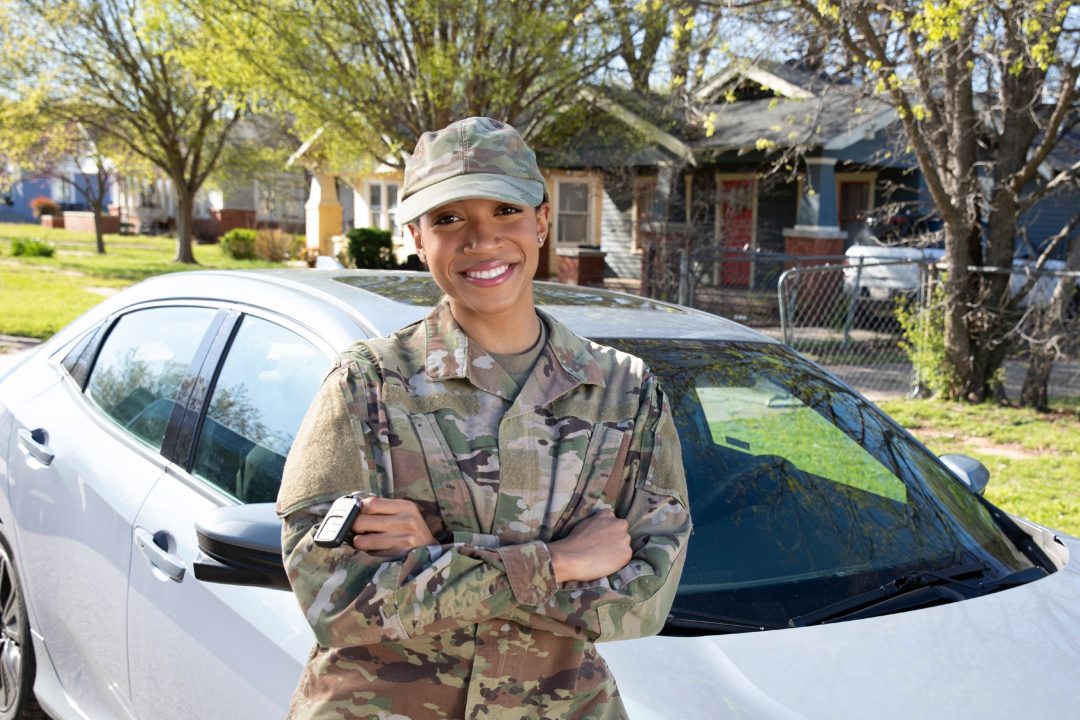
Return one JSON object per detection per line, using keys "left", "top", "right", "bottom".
{"left": 462, "top": 261, "right": 515, "bottom": 285}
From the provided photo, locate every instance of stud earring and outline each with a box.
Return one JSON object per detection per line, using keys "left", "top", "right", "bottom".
{"left": 538, "top": 235, "right": 546, "bottom": 247}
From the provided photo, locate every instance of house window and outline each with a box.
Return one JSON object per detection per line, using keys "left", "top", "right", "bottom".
{"left": 138, "top": 181, "right": 158, "bottom": 208}
{"left": 556, "top": 181, "right": 591, "bottom": 245}
{"left": 256, "top": 176, "right": 306, "bottom": 221}
{"left": 55, "top": 177, "right": 77, "bottom": 206}
{"left": 367, "top": 181, "right": 399, "bottom": 230}
{"left": 632, "top": 169, "right": 692, "bottom": 252}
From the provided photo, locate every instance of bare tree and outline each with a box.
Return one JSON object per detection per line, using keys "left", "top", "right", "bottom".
{"left": 789, "top": 0, "right": 1080, "bottom": 403}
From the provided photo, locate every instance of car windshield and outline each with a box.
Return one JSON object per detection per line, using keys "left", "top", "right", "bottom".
{"left": 602, "top": 339, "right": 1034, "bottom": 628}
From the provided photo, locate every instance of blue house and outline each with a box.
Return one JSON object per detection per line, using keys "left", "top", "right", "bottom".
{"left": 532, "top": 60, "right": 1078, "bottom": 289}
{"left": 1, "top": 159, "right": 115, "bottom": 224}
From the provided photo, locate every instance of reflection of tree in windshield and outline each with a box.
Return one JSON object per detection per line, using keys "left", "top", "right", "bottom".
{"left": 602, "top": 338, "right": 1033, "bottom": 627}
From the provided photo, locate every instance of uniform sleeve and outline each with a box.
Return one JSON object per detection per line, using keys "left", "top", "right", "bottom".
{"left": 278, "top": 359, "right": 560, "bottom": 649}
{"left": 498, "top": 374, "right": 691, "bottom": 642}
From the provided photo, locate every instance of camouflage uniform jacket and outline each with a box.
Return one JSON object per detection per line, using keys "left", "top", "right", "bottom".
{"left": 277, "top": 302, "right": 691, "bottom": 720}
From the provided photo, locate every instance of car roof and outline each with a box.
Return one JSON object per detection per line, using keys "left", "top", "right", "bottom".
{"left": 70, "top": 269, "right": 778, "bottom": 352}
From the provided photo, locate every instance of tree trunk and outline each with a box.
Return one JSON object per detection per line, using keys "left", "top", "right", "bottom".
{"left": 92, "top": 203, "right": 106, "bottom": 255}
{"left": 941, "top": 219, "right": 975, "bottom": 399}
{"left": 1020, "top": 344, "right": 1052, "bottom": 412}
{"left": 1018, "top": 231, "right": 1080, "bottom": 410}
{"left": 174, "top": 186, "right": 197, "bottom": 264}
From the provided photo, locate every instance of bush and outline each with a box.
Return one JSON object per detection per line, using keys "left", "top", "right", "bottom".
{"left": 11, "top": 238, "right": 56, "bottom": 257}
{"left": 254, "top": 229, "right": 307, "bottom": 262}
{"left": 29, "top": 196, "right": 61, "bottom": 218}
{"left": 895, "top": 277, "right": 957, "bottom": 398}
{"left": 346, "top": 227, "right": 396, "bottom": 269}
{"left": 220, "top": 228, "right": 257, "bottom": 260}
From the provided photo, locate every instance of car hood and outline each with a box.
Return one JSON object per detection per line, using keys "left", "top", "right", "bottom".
{"left": 600, "top": 534, "right": 1080, "bottom": 720}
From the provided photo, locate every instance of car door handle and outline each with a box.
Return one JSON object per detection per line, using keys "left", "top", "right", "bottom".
{"left": 134, "top": 528, "right": 186, "bottom": 582}
{"left": 17, "top": 428, "right": 54, "bottom": 466}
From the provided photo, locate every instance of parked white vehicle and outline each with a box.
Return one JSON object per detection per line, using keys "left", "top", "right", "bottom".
{"left": 842, "top": 244, "right": 944, "bottom": 301}
{"left": 1, "top": 270, "right": 1077, "bottom": 720}
{"left": 844, "top": 243, "right": 1076, "bottom": 309}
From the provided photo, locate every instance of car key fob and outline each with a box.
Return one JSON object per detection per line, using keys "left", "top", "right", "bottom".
{"left": 313, "top": 495, "right": 363, "bottom": 547}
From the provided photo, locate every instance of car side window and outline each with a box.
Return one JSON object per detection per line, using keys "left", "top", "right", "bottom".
{"left": 86, "top": 307, "right": 217, "bottom": 452}
{"left": 191, "top": 315, "right": 329, "bottom": 504}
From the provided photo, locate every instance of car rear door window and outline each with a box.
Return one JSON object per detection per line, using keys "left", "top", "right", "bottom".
{"left": 86, "top": 307, "right": 217, "bottom": 452}
{"left": 191, "top": 315, "right": 329, "bottom": 503}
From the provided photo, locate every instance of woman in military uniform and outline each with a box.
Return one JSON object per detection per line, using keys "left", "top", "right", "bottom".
{"left": 277, "top": 117, "right": 691, "bottom": 720}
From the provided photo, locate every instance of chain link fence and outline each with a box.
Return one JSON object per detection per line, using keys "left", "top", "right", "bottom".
{"left": 651, "top": 245, "right": 1080, "bottom": 401}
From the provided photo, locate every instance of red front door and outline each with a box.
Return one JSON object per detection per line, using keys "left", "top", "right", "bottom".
{"left": 717, "top": 178, "right": 755, "bottom": 288}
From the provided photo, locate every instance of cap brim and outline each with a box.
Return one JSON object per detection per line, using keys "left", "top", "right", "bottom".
{"left": 397, "top": 173, "right": 545, "bottom": 225}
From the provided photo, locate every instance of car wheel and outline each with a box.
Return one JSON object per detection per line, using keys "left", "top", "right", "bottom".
{"left": 0, "top": 536, "right": 44, "bottom": 720}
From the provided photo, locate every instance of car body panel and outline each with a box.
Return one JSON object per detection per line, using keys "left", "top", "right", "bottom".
{"left": 604, "top": 535, "right": 1080, "bottom": 720}
{"left": 127, "top": 467, "right": 312, "bottom": 720}
{"left": 7, "top": 369, "right": 163, "bottom": 719}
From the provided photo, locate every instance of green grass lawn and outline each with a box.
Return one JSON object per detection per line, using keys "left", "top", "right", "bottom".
{"left": 879, "top": 398, "right": 1080, "bottom": 536}
{"left": 0, "top": 223, "right": 286, "bottom": 338}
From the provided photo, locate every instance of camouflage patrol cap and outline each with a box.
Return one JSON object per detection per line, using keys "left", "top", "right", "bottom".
{"left": 398, "top": 117, "right": 547, "bottom": 225}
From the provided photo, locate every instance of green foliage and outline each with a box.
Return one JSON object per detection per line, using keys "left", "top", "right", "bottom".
{"left": 346, "top": 227, "right": 396, "bottom": 269}
{"left": 894, "top": 280, "right": 956, "bottom": 398}
{"left": 1, "top": 0, "right": 247, "bottom": 263}
{"left": 11, "top": 237, "right": 55, "bottom": 257}
{"left": 29, "top": 196, "right": 60, "bottom": 217}
{"left": 179, "top": 0, "right": 612, "bottom": 170}
{"left": 878, "top": 398, "right": 1080, "bottom": 536}
{"left": 220, "top": 228, "right": 258, "bottom": 260}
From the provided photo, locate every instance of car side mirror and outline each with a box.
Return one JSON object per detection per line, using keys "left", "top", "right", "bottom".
{"left": 193, "top": 503, "right": 290, "bottom": 590}
{"left": 940, "top": 454, "right": 990, "bottom": 495}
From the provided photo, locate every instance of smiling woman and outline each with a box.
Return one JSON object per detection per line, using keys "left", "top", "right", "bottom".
{"left": 276, "top": 117, "right": 691, "bottom": 720}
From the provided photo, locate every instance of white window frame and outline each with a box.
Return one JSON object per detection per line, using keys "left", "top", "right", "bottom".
{"left": 552, "top": 176, "right": 598, "bottom": 247}
{"left": 364, "top": 180, "right": 400, "bottom": 231}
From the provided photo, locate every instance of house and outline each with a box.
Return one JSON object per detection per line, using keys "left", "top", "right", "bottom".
{"left": 0, "top": 157, "right": 116, "bottom": 228}
{"left": 2, "top": 116, "right": 310, "bottom": 240}
{"left": 296, "top": 60, "right": 1079, "bottom": 289}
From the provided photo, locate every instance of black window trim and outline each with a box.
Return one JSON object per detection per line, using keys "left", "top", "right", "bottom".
{"left": 64, "top": 301, "right": 234, "bottom": 468}
{"left": 161, "top": 308, "right": 241, "bottom": 467}
{"left": 174, "top": 308, "right": 339, "bottom": 495}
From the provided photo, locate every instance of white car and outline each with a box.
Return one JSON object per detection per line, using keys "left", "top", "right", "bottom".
{"left": 0, "top": 270, "right": 1077, "bottom": 720}
{"left": 844, "top": 244, "right": 1076, "bottom": 309}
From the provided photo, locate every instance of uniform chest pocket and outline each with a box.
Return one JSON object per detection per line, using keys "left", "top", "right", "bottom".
{"left": 547, "top": 421, "right": 634, "bottom": 540}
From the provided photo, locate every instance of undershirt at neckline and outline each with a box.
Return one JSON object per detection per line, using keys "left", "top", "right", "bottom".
{"left": 488, "top": 317, "right": 548, "bottom": 391}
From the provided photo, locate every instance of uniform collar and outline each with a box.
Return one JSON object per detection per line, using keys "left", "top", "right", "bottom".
{"left": 422, "top": 301, "right": 606, "bottom": 402}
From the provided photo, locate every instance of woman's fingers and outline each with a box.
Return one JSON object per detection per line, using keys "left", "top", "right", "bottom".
{"left": 360, "top": 497, "right": 419, "bottom": 515}
{"left": 347, "top": 497, "right": 438, "bottom": 552}
{"left": 353, "top": 532, "right": 414, "bottom": 553}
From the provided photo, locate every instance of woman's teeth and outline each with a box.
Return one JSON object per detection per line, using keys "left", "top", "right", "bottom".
{"left": 465, "top": 264, "right": 509, "bottom": 280}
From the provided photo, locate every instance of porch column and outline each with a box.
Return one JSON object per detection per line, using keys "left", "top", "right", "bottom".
{"left": 797, "top": 156, "right": 840, "bottom": 229}
{"left": 305, "top": 173, "right": 342, "bottom": 257}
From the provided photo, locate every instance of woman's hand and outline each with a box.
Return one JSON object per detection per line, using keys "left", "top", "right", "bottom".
{"left": 350, "top": 497, "right": 437, "bottom": 557}
{"left": 547, "top": 509, "right": 632, "bottom": 584}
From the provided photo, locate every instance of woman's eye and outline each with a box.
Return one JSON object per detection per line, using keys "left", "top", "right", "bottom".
{"left": 496, "top": 205, "right": 522, "bottom": 216}
{"left": 433, "top": 213, "right": 461, "bottom": 225}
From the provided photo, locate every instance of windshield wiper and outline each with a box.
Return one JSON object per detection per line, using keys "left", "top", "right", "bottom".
{"left": 788, "top": 560, "right": 990, "bottom": 627}
{"left": 664, "top": 608, "right": 782, "bottom": 634}
{"left": 973, "top": 565, "right": 1048, "bottom": 592}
